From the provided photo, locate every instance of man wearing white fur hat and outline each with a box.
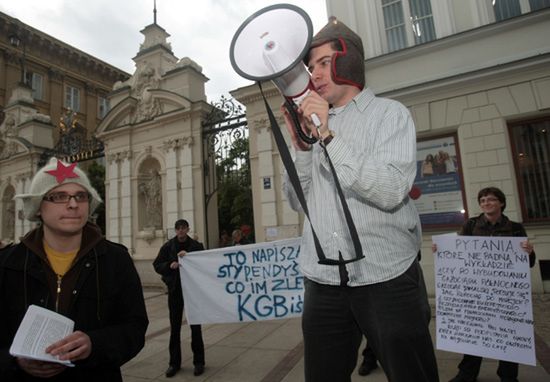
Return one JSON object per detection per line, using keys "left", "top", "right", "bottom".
{"left": 0, "top": 158, "right": 148, "bottom": 381}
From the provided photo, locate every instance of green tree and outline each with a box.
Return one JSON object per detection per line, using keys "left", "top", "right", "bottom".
{"left": 216, "top": 136, "right": 254, "bottom": 242}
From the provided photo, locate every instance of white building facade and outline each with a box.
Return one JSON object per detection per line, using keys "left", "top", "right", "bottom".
{"left": 325, "top": 0, "right": 550, "bottom": 293}
{"left": 233, "top": 1, "right": 550, "bottom": 295}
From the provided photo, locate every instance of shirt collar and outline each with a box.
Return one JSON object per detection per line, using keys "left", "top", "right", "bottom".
{"left": 329, "top": 87, "right": 375, "bottom": 115}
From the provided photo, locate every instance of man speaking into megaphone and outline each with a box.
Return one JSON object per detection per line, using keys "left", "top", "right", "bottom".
{"left": 280, "top": 17, "right": 439, "bottom": 382}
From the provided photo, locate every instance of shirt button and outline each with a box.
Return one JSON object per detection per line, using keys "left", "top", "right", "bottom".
{"left": 85, "top": 263, "right": 91, "bottom": 268}
{"left": 73, "top": 290, "right": 78, "bottom": 295}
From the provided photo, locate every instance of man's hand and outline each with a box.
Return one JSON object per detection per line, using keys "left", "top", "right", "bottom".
{"left": 177, "top": 250, "right": 187, "bottom": 258}
{"left": 520, "top": 240, "right": 534, "bottom": 254}
{"left": 280, "top": 104, "right": 312, "bottom": 151}
{"left": 16, "top": 358, "right": 66, "bottom": 378}
{"left": 298, "top": 91, "right": 329, "bottom": 137}
{"left": 169, "top": 261, "right": 179, "bottom": 269}
{"left": 46, "top": 330, "right": 92, "bottom": 362}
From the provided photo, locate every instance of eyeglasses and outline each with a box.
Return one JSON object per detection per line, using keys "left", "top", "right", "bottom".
{"left": 43, "top": 191, "right": 90, "bottom": 204}
{"left": 479, "top": 197, "right": 500, "bottom": 204}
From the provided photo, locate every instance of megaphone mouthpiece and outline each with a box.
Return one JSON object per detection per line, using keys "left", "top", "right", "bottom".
{"left": 230, "top": 3, "right": 320, "bottom": 144}
{"left": 229, "top": 4, "right": 313, "bottom": 82}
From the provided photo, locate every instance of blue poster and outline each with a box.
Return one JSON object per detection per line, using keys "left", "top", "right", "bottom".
{"left": 412, "top": 136, "right": 466, "bottom": 226}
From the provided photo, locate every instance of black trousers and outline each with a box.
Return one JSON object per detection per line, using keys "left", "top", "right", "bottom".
{"left": 168, "top": 287, "right": 205, "bottom": 367}
{"left": 457, "top": 354, "right": 518, "bottom": 380}
{"left": 302, "top": 260, "right": 439, "bottom": 382}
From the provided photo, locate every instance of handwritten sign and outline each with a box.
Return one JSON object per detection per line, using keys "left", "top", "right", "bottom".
{"left": 432, "top": 235, "right": 535, "bottom": 366}
{"left": 179, "top": 238, "right": 303, "bottom": 325}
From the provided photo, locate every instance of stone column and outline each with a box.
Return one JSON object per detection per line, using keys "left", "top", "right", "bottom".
{"left": 253, "top": 117, "right": 278, "bottom": 231}
{"left": 14, "top": 173, "right": 31, "bottom": 241}
{"left": 119, "top": 151, "right": 133, "bottom": 250}
{"left": 180, "top": 136, "right": 195, "bottom": 229}
{"left": 106, "top": 153, "right": 120, "bottom": 243}
{"left": 163, "top": 139, "right": 180, "bottom": 227}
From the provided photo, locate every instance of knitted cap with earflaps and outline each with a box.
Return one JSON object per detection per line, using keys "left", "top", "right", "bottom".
{"left": 304, "top": 16, "right": 365, "bottom": 90}
{"left": 14, "top": 157, "right": 102, "bottom": 222}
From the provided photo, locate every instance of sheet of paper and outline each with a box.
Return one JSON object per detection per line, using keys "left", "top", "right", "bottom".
{"left": 9, "top": 305, "right": 75, "bottom": 366}
{"left": 433, "top": 235, "right": 536, "bottom": 366}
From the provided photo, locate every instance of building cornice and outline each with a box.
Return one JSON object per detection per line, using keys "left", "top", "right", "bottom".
{"left": 0, "top": 11, "right": 130, "bottom": 83}
{"left": 378, "top": 52, "right": 550, "bottom": 103}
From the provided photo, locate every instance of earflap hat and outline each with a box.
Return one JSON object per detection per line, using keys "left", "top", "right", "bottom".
{"left": 305, "top": 16, "right": 365, "bottom": 90}
{"left": 15, "top": 157, "right": 102, "bottom": 221}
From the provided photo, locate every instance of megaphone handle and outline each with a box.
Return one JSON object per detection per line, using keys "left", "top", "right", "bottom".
{"left": 310, "top": 113, "right": 321, "bottom": 128}
{"left": 284, "top": 100, "right": 318, "bottom": 145}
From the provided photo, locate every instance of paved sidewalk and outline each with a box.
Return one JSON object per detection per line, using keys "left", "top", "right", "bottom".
{"left": 121, "top": 290, "right": 550, "bottom": 382}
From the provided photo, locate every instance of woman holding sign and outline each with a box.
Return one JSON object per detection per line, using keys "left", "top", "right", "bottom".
{"left": 444, "top": 187, "right": 535, "bottom": 382}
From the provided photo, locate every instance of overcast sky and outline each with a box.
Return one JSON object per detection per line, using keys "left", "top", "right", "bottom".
{"left": 0, "top": 0, "right": 328, "bottom": 102}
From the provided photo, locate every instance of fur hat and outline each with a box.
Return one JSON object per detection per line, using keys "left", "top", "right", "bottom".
{"left": 15, "top": 158, "right": 102, "bottom": 222}
{"left": 305, "top": 16, "right": 365, "bottom": 90}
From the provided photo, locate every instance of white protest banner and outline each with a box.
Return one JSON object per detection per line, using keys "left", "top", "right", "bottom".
{"left": 433, "top": 235, "right": 535, "bottom": 366}
{"left": 179, "top": 238, "right": 303, "bottom": 324}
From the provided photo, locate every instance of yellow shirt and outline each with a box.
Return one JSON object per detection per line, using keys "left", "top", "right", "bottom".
{"left": 43, "top": 240, "right": 78, "bottom": 277}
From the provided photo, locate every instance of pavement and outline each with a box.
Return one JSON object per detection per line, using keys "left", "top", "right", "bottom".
{"left": 121, "top": 290, "right": 550, "bottom": 382}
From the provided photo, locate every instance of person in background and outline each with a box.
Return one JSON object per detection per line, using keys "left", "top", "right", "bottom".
{"left": 436, "top": 186, "right": 535, "bottom": 382}
{"left": 153, "top": 219, "right": 205, "bottom": 378}
{"left": 0, "top": 158, "right": 148, "bottom": 381}
{"left": 219, "top": 230, "right": 231, "bottom": 247}
{"left": 231, "top": 229, "right": 250, "bottom": 245}
{"left": 281, "top": 17, "right": 438, "bottom": 382}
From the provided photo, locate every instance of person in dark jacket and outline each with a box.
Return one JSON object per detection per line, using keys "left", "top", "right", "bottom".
{"left": 441, "top": 187, "right": 535, "bottom": 382}
{"left": 153, "top": 219, "right": 205, "bottom": 378}
{"left": 0, "top": 158, "right": 148, "bottom": 382}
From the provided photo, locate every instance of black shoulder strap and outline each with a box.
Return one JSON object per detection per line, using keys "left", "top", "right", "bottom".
{"left": 259, "top": 83, "right": 364, "bottom": 269}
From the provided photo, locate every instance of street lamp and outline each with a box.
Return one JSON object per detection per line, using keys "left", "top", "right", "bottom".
{"left": 8, "top": 32, "right": 28, "bottom": 87}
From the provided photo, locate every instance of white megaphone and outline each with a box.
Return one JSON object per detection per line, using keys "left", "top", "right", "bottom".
{"left": 230, "top": 4, "right": 320, "bottom": 144}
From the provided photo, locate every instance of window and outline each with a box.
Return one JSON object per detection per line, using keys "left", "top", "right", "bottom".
{"left": 381, "top": 0, "right": 436, "bottom": 52}
{"left": 492, "top": 0, "right": 550, "bottom": 21}
{"left": 529, "top": 0, "right": 550, "bottom": 11}
{"left": 409, "top": 0, "right": 436, "bottom": 44}
{"left": 98, "top": 96, "right": 109, "bottom": 118}
{"left": 508, "top": 117, "right": 550, "bottom": 222}
{"left": 382, "top": 0, "right": 407, "bottom": 51}
{"left": 493, "top": 0, "right": 522, "bottom": 21}
{"left": 24, "top": 72, "right": 43, "bottom": 100}
{"left": 65, "top": 85, "right": 80, "bottom": 112}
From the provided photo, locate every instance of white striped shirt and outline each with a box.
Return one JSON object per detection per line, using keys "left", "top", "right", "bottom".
{"left": 283, "top": 88, "right": 421, "bottom": 286}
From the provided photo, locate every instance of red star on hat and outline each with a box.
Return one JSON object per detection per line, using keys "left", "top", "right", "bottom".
{"left": 45, "top": 160, "right": 79, "bottom": 184}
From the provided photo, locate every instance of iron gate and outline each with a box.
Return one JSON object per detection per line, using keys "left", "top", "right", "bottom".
{"left": 38, "top": 109, "right": 104, "bottom": 167}
{"left": 202, "top": 96, "right": 252, "bottom": 248}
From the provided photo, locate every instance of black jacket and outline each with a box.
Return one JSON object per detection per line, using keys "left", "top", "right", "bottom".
{"left": 0, "top": 223, "right": 148, "bottom": 381}
{"left": 461, "top": 213, "right": 536, "bottom": 268}
{"left": 153, "top": 236, "right": 204, "bottom": 292}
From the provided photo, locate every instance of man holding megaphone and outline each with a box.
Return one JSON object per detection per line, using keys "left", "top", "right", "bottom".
{"left": 281, "top": 17, "right": 439, "bottom": 382}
